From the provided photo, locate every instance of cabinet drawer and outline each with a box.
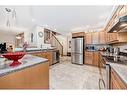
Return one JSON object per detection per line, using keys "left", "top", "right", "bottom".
{"left": 85, "top": 51, "right": 93, "bottom": 56}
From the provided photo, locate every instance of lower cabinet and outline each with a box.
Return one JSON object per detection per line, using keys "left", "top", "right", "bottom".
{"left": 85, "top": 51, "right": 99, "bottom": 67}
{"left": 110, "top": 68, "right": 127, "bottom": 89}
{"left": 85, "top": 51, "right": 93, "bottom": 65}
{"left": 30, "top": 51, "right": 53, "bottom": 66}
{"left": 0, "top": 62, "right": 49, "bottom": 89}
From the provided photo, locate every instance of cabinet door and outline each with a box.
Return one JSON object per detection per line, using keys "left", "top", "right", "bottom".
{"left": 85, "top": 33, "right": 92, "bottom": 44}
{"left": 85, "top": 51, "right": 93, "bottom": 65}
{"left": 99, "top": 31, "right": 106, "bottom": 44}
{"left": 110, "top": 33, "right": 118, "bottom": 42}
{"left": 111, "top": 69, "right": 127, "bottom": 89}
{"left": 45, "top": 52, "right": 52, "bottom": 65}
{"left": 93, "top": 52, "right": 99, "bottom": 66}
{"left": 106, "top": 33, "right": 118, "bottom": 43}
{"left": 92, "top": 32, "right": 99, "bottom": 44}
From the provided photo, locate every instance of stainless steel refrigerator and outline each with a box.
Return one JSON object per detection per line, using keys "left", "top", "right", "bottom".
{"left": 71, "top": 37, "right": 84, "bottom": 65}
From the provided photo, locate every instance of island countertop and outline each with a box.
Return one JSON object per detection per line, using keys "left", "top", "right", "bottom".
{"left": 100, "top": 51, "right": 127, "bottom": 85}
{"left": 0, "top": 54, "right": 48, "bottom": 77}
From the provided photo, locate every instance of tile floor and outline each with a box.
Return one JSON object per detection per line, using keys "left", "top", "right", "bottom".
{"left": 50, "top": 56, "right": 100, "bottom": 89}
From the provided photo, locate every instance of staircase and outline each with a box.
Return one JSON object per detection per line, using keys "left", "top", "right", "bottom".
{"left": 44, "top": 31, "right": 63, "bottom": 56}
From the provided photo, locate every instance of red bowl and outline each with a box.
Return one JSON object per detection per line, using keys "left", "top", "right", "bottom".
{"left": 2, "top": 52, "right": 26, "bottom": 67}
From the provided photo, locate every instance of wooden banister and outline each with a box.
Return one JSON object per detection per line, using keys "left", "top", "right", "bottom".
{"left": 51, "top": 33, "right": 63, "bottom": 56}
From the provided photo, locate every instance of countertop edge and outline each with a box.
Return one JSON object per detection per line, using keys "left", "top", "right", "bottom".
{"left": 0, "top": 55, "right": 49, "bottom": 77}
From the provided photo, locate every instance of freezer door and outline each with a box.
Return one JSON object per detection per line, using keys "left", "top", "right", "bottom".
{"left": 75, "top": 38, "right": 83, "bottom": 53}
{"left": 71, "top": 53, "right": 83, "bottom": 64}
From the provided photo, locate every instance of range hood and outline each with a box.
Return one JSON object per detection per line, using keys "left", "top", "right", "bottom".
{"left": 108, "top": 15, "right": 127, "bottom": 33}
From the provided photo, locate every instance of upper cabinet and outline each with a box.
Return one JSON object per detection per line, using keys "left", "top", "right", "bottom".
{"left": 72, "top": 32, "right": 85, "bottom": 38}
{"left": 85, "top": 33, "right": 92, "bottom": 44}
{"left": 106, "top": 32, "right": 127, "bottom": 44}
{"left": 85, "top": 31, "right": 106, "bottom": 45}
{"left": 92, "top": 32, "right": 99, "bottom": 44}
{"left": 99, "top": 31, "right": 106, "bottom": 44}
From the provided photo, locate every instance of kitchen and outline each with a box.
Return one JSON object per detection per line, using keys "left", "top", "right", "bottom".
{"left": 0, "top": 5, "right": 127, "bottom": 90}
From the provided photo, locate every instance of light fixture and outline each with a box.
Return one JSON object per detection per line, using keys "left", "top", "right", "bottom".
{"left": 16, "top": 36, "right": 22, "bottom": 39}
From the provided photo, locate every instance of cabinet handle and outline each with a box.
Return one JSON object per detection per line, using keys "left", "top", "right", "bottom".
{"left": 99, "top": 78, "right": 106, "bottom": 89}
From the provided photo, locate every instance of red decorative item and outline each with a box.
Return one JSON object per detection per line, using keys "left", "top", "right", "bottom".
{"left": 2, "top": 52, "right": 26, "bottom": 67}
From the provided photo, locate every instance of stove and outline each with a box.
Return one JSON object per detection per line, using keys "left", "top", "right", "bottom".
{"left": 104, "top": 55, "right": 127, "bottom": 65}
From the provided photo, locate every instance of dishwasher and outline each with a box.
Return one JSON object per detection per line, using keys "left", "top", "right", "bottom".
{"left": 52, "top": 50, "right": 60, "bottom": 65}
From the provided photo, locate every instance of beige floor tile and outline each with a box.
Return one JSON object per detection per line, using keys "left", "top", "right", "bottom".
{"left": 50, "top": 56, "right": 100, "bottom": 89}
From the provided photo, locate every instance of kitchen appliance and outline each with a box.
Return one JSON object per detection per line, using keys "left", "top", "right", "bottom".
{"left": 71, "top": 37, "right": 84, "bottom": 65}
{"left": 52, "top": 50, "right": 60, "bottom": 64}
{"left": 99, "top": 54, "right": 111, "bottom": 89}
{"left": 108, "top": 15, "right": 127, "bottom": 32}
{"left": 105, "top": 55, "right": 127, "bottom": 65}
{"left": 2, "top": 52, "right": 26, "bottom": 67}
{"left": 114, "top": 47, "right": 120, "bottom": 55}
{"left": 106, "top": 46, "right": 114, "bottom": 53}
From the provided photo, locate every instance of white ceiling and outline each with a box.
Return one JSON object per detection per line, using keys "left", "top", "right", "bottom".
{"left": 0, "top": 6, "right": 115, "bottom": 35}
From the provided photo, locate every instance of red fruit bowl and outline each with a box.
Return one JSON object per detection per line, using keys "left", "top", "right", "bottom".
{"left": 2, "top": 52, "right": 26, "bottom": 67}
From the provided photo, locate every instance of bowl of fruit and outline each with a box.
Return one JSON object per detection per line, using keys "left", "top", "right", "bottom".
{"left": 2, "top": 52, "right": 26, "bottom": 67}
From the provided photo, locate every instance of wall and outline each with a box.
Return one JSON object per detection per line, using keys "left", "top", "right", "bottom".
{"left": 0, "top": 32, "right": 15, "bottom": 47}
{"left": 24, "top": 26, "right": 51, "bottom": 48}
{"left": 113, "top": 43, "right": 127, "bottom": 53}
{"left": 55, "top": 35, "right": 67, "bottom": 55}
{"left": 67, "top": 33, "right": 72, "bottom": 53}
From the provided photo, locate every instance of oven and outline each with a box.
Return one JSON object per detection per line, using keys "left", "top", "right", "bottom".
{"left": 98, "top": 53, "right": 111, "bottom": 89}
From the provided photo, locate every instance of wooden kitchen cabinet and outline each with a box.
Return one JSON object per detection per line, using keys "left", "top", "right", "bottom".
{"left": 0, "top": 61, "right": 49, "bottom": 89}
{"left": 93, "top": 52, "right": 99, "bottom": 66}
{"left": 92, "top": 32, "right": 99, "bottom": 44}
{"left": 99, "top": 31, "right": 106, "bottom": 44}
{"left": 109, "top": 33, "right": 118, "bottom": 42}
{"left": 44, "top": 52, "right": 53, "bottom": 66}
{"left": 85, "top": 51, "right": 99, "bottom": 67}
{"left": 111, "top": 68, "right": 127, "bottom": 89}
{"left": 85, "top": 51, "right": 93, "bottom": 65}
{"left": 106, "top": 32, "right": 127, "bottom": 44}
{"left": 86, "top": 31, "right": 106, "bottom": 45}
{"left": 85, "top": 33, "right": 92, "bottom": 44}
{"left": 72, "top": 32, "right": 85, "bottom": 38}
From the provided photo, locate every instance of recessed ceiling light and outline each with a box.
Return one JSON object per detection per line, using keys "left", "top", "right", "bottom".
{"left": 32, "top": 18, "right": 36, "bottom": 22}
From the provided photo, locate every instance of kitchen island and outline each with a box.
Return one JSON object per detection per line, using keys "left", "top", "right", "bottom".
{"left": 0, "top": 54, "right": 49, "bottom": 89}
{"left": 15, "top": 48, "right": 60, "bottom": 66}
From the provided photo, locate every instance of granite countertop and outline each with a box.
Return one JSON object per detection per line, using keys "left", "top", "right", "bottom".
{"left": 0, "top": 54, "right": 48, "bottom": 77}
{"left": 100, "top": 51, "right": 127, "bottom": 85}
{"left": 14, "top": 48, "right": 58, "bottom": 54}
{"left": 85, "top": 50, "right": 98, "bottom": 52}
{"left": 14, "top": 47, "right": 57, "bottom": 52}
{"left": 27, "top": 49, "right": 59, "bottom": 54}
